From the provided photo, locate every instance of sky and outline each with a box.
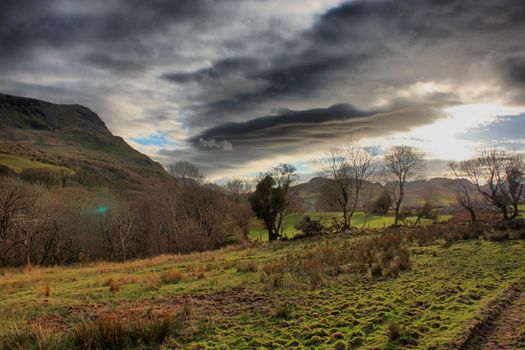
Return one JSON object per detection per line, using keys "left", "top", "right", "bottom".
{"left": 1, "top": 0, "right": 525, "bottom": 181}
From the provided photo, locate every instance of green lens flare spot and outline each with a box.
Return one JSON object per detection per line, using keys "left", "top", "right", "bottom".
{"left": 95, "top": 206, "right": 108, "bottom": 215}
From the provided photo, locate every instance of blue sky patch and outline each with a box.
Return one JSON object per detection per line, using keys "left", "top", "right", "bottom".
{"left": 460, "top": 114, "right": 525, "bottom": 141}
{"left": 131, "top": 133, "right": 174, "bottom": 147}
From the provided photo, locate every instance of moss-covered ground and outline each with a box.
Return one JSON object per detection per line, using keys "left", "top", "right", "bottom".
{"left": 0, "top": 230, "right": 524, "bottom": 349}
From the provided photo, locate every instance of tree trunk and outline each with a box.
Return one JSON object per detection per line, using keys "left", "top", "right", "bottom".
{"left": 511, "top": 203, "right": 519, "bottom": 219}
{"left": 120, "top": 237, "right": 126, "bottom": 262}
{"left": 501, "top": 205, "right": 508, "bottom": 220}
{"left": 394, "top": 200, "right": 402, "bottom": 226}
{"left": 468, "top": 208, "right": 477, "bottom": 225}
{"left": 342, "top": 208, "right": 349, "bottom": 230}
{"left": 25, "top": 239, "right": 31, "bottom": 266}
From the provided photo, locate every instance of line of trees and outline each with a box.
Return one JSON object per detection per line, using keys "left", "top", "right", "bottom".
{"left": 2, "top": 146, "right": 523, "bottom": 266}
{"left": 449, "top": 149, "right": 525, "bottom": 224}
{"left": 321, "top": 142, "right": 426, "bottom": 229}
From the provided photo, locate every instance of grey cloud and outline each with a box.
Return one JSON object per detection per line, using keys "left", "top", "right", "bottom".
{"left": 162, "top": 57, "right": 260, "bottom": 84}
{"left": 161, "top": 0, "right": 525, "bottom": 130}
{"left": 2, "top": 0, "right": 525, "bottom": 179}
{"left": 83, "top": 53, "right": 144, "bottom": 74}
{"left": 166, "top": 103, "right": 447, "bottom": 177}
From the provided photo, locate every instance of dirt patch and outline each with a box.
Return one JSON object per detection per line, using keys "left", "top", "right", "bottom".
{"left": 30, "top": 287, "right": 278, "bottom": 332}
{"left": 457, "top": 277, "right": 525, "bottom": 350}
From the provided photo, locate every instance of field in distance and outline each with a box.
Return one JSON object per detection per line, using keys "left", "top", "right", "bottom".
{"left": 248, "top": 212, "right": 452, "bottom": 241}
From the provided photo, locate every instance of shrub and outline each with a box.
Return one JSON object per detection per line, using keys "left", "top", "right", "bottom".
{"left": 295, "top": 216, "right": 325, "bottom": 237}
{"left": 20, "top": 168, "right": 61, "bottom": 186}
{"left": 485, "top": 231, "right": 510, "bottom": 242}
{"left": 370, "top": 263, "right": 382, "bottom": 278}
{"left": 371, "top": 191, "right": 392, "bottom": 214}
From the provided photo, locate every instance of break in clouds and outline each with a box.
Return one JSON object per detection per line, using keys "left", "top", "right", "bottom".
{"left": 1, "top": 0, "right": 525, "bottom": 179}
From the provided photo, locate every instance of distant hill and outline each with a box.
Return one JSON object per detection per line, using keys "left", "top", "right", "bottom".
{"left": 292, "top": 176, "right": 464, "bottom": 211}
{"left": 0, "top": 93, "right": 169, "bottom": 189}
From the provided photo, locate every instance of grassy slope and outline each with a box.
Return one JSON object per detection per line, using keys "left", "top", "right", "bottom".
{"left": 0, "top": 153, "right": 73, "bottom": 174}
{"left": 0, "top": 129, "right": 168, "bottom": 190}
{"left": 0, "top": 233, "right": 524, "bottom": 349}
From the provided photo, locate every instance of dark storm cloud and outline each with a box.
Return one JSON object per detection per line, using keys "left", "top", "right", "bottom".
{"left": 162, "top": 0, "right": 525, "bottom": 131}
{"left": 2, "top": 0, "right": 525, "bottom": 178}
{"left": 166, "top": 103, "right": 447, "bottom": 174}
{"left": 191, "top": 104, "right": 374, "bottom": 143}
{"left": 502, "top": 57, "right": 525, "bottom": 86}
{"left": 162, "top": 57, "right": 260, "bottom": 84}
{"left": 0, "top": 0, "right": 231, "bottom": 69}
{"left": 82, "top": 53, "right": 144, "bottom": 74}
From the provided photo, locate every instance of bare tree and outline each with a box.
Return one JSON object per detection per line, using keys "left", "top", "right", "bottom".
{"left": 108, "top": 204, "right": 135, "bottom": 262}
{"left": 167, "top": 161, "right": 204, "bottom": 184}
{"left": 323, "top": 142, "right": 377, "bottom": 229}
{"left": 449, "top": 162, "right": 479, "bottom": 224}
{"left": 0, "top": 177, "right": 61, "bottom": 266}
{"left": 383, "top": 145, "right": 425, "bottom": 226}
{"left": 156, "top": 183, "right": 228, "bottom": 252}
{"left": 347, "top": 143, "right": 377, "bottom": 225}
{"left": 499, "top": 152, "right": 525, "bottom": 218}
{"left": 459, "top": 149, "right": 524, "bottom": 219}
{"left": 0, "top": 177, "right": 27, "bottom": 264}
{"left": 224, "top": 179, "right": 254, "bottom": 240}
{"left": 322, "top": 146, "right": 353, "bottom": 229}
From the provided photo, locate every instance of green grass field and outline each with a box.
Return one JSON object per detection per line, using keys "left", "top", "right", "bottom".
{"left": 1, "top": 229, "right": 523, "bottom": 349}
{"left": 0, "top": 153, "right": 73, "bottom": 174}
{"left": 249, "top": 212, "right": 452, "bottom": 241}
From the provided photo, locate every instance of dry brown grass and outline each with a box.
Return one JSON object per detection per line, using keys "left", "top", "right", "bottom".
{"left": 104, "top": 277, "right": 120, "bottom": 292}
{"left": 142, "top": 274, "right": 162, "bottom": 290}
{"left": 260, "top": 231, "right": 412, "bottom": 289}
{"left": 236, "top": 260, "right": 258, "bottom": 272}
{"left": 37, "top": 283, "right": 51, "bottom": 298}
{"left": 160, "top": 269, "right": 184, "bottom": 284}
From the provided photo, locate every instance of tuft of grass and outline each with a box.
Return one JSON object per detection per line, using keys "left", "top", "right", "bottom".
{"left": 236, "top": 260, "right": 258, "bottom": 273}
{"left": 104, "top": 277, "right": 120, "bottom": 292}
{"left": 37, "top": 283, "right": 51, "bottom": 298}
{"left": 1, "top": 322, "right": 63, "bottom": 349}
{"left": 160, "top": 269, "right": 184, "bottom": 284}
{"left": 143, "top": 274, "right": 162, "bottom": 290}
{"left": 269, "top": 302, "right": 294, "bottom": 319}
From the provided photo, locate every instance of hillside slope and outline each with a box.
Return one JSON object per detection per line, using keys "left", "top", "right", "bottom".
{"left": 0, "top": 93, "right": 169, "bottom": 189}
{"left": 293, "top": 177, "right": 462, "bottom": 211}
{"left": 1, "top": 229, "right": 524, "bottom": 349}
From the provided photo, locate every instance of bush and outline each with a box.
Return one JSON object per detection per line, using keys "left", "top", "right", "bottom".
{"left": 295, "top": 216, "right": 325, "bottom": 237}
{"left": 485, "top": 231, "right": 510, "bottom": 242}
{"left": 20, "top": 168, "right": 61, "bottom": 186}
{"left": 371, "top": 192, "right": 392, "bottom": 214}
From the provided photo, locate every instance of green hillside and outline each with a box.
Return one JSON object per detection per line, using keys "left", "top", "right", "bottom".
{"left": 0, "top": 93, "right": 169, "bottom": 189}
